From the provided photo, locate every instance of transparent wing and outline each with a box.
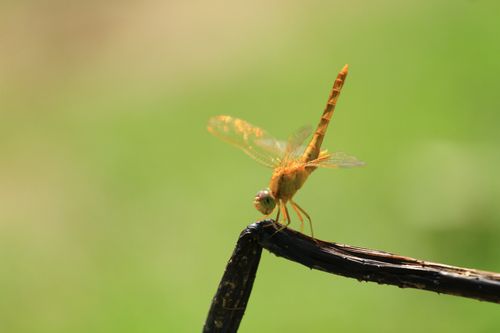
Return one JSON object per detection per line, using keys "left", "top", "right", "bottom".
{"left": 280, "top": 125, "right": 312, "bottom": 166}
{"left": 306, "top": 151, "right": 365, "bottom": 168}
{"left": 207, "top": 115, "right": 285, "bottom": 168}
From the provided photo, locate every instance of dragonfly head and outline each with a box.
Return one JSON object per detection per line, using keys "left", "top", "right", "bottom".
{"left": 253, "top": 188, "right": 276, "bottom": 215}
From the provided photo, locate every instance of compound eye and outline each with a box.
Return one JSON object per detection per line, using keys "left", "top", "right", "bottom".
{"left": 253, "top": 188, "right": 276, "bottom": 215}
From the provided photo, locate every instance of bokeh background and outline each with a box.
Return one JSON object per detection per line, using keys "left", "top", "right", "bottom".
{"left": 1, "top": 1, "right": 499, "bottom": 332}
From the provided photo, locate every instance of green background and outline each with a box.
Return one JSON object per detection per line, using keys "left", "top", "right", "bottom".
{"left": 1, "top": 1, "right": 499, "bottom": 332}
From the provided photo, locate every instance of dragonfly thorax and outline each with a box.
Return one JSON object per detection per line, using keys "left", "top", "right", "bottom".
{"left": 269, "top": 165, "right": 310, "bottom": 203}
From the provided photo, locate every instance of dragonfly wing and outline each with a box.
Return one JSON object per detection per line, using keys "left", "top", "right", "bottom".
{"left": 306, "top": 151, "right": 365, "bottom": 168}
{"left": 281, "top": 125, "right": 312, "bottom": 165}
{"left": 207, "top": 115, "right": 285, "bottom": 168}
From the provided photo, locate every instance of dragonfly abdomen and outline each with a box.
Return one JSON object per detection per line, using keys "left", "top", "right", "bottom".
{"left": 301, "top": 65, "right": 349, "bottom": 163}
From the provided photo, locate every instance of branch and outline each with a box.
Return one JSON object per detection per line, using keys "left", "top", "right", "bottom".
{"left": 203, "top": 224, "right": 262, "bottom": 333}
{"left": 203, "top": 220, "right": 500, "bottom": 332}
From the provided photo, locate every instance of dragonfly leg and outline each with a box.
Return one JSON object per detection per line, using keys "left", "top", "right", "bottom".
{"left": 278, "top": 201, "right": 287, "bottom": 226}
{"left": 290, "top": 200, "right": 314, "bottom": 239}
{"left": 283, "top": 203, "right": 291, "bottom": 227}
{"left": 290, "top": 201, "right": 305, "bottom": 233}
{"left": 273, "top": 201, "right": 281, "bottom": 224}
{"left": 275, "top": 201, "right": 291, "bottom": 234}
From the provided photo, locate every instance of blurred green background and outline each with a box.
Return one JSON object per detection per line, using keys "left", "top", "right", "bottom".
{"left": 1, "top": 1, "right": 499, "bottom": 332}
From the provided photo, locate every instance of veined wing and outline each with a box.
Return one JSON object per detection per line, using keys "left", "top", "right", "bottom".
{"left": 280, "top": 125, "right": 312, "bottom": 166}
{"left": 207, "top": 115, "right": 285, "bottom": 168}
{"left": 306, "top": 151, "right": 365, "bottom": 168}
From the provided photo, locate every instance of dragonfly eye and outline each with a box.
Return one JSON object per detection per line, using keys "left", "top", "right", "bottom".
{"left": 253, "top": 188, "right": 276, "bottom": 215}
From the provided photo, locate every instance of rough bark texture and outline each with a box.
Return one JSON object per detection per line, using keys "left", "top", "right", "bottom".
{"left": 203, "top": 225, "right": 263, "bottom": 333}
{"left": 203, "top": 220, "right": 500, "bottom": 332}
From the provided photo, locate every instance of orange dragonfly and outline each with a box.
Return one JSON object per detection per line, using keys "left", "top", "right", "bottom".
{"left": 207, "top": 65, "right": 363, "bottom": 238}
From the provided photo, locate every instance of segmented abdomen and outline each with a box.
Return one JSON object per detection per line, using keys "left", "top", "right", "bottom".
{"left": 301, "top": 65, "right": 349, "bottom": 163}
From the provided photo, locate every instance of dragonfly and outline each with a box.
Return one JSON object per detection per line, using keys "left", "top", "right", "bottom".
{"left": 207, "top": 65, "right": 363, "bottom": 238}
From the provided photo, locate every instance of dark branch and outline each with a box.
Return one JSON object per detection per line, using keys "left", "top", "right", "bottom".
{"left": 203, "top": 224, "right": 263, "bottom": 333}
{"left": 203, "top": 220, "right": 500, "bottom": 332}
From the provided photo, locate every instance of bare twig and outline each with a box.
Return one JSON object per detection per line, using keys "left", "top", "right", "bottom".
{"left": 203, "top": 220, "right": 500, "bottom": 332}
